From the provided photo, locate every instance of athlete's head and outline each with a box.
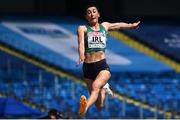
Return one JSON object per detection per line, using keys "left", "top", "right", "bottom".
{"left": 84, "top": 3, "right": 100, "bottom": 24}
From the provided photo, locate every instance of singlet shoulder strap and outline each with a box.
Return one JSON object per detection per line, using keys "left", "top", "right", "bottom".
{"left": 100, "top": 24, "right": 108, "bottom": 34}
{"left": 85, "top": 25, "right": 93, "bottom": 32}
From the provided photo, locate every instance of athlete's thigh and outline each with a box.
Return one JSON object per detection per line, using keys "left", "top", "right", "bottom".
{"left": 93, "top": 70, "right": 111, "bottom": 89}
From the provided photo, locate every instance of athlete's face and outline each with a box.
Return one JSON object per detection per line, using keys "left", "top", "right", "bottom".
{"left": 85, "top": 6, "right": 100, "bottom": 24}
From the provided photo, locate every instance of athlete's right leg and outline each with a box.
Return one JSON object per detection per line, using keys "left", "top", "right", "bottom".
{"left": 79, "top": 70, "right": 111, "bottom": 116}
{"left": 86, "top": 70, "right": 111, "bottom": 110}
{"left": 79, "top": 78, "right": 92, "bottom": 116}
{"left": 85, "top": 78, "right": 107, "bottom": 110}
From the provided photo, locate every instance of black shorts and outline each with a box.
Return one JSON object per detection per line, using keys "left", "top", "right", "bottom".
{"left": 83, "top": 59, "right": 110, "bottom": 80}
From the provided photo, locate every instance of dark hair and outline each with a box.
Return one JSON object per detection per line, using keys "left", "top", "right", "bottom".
{"left": 48, "top": 109, "right": 58, "bottom": 117}
{"left": 48, "top": 109, "right": 65, "bottom": 119}
{"left": 84, "top": 2, "right": 100, "bottom": 16}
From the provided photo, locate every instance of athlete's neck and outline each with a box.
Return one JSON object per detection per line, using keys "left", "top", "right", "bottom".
{"left": 89, "top": 23, "right": 100, "bottom": 31}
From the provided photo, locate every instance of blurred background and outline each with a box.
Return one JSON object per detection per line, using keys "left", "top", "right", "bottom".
{"left": 0, "top": 0, "right": 179, "bottom": 119}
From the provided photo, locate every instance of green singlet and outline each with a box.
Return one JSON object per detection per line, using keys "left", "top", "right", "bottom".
{"left": 84, "top": 24, "right": 107, "bottom": 53}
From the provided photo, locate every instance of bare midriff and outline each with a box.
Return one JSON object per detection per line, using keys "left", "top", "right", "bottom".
{"left": 85, "top": 51, "right": 105, "bottom": 63}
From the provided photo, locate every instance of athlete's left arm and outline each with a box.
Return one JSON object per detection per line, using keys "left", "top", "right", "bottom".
{"left": 102, "top": 21, "right": 140, "bottom": 31}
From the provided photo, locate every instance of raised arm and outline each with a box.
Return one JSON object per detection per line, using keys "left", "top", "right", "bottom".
{"left": 77, "top": 25, "right": 86, "bottom": 65}
{"left": 102, "top": 21, "right": 140, "bottom": 31}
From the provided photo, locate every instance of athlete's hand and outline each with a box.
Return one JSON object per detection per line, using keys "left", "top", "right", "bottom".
{"left": 76, "top": 55, "right": 85, "bottom": 66}
{"left": 132, "top": 21, "right": 141, "bottom": 29}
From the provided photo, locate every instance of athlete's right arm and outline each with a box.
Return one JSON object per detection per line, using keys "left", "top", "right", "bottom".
{"left": 77, "top": 25, "right": 86, "bottom": 65}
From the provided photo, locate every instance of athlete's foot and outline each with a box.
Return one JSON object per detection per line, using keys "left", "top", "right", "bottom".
{"left": 79, "top": 95, "right": 87, "bottom": 116}
{"left": 103, "top": 83, "right": 114, "bottom": 97}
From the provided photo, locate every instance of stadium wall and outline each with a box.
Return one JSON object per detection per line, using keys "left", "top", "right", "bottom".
{"left": 0, "top": 0, "right": 180, "bottom": 18}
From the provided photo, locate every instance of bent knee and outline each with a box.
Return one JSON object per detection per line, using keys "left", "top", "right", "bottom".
{"left": 92, "top": 82, "right": 100, "bottom": 92}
